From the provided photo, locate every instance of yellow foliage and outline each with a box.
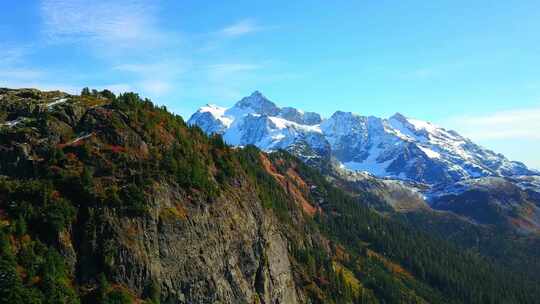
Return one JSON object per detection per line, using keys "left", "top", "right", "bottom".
{"left": 366, "top": 249, "right": 413, "bottom": 279}
{"left": 332, "top": 261, "right": 362, "bottom": 294}
{"left": 160, "top": 203, "right": 188, "bottom": 221}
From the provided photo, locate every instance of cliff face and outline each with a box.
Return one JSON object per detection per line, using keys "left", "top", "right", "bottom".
{"left": 77, "top": 181, "right": 298, "bottom": 304}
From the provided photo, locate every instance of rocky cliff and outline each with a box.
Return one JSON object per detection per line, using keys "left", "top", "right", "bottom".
{"left": 77, "top": 181, "right": 299, "bottom": 304}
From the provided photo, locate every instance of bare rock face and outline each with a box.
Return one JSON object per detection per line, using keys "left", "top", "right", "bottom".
{"left": 77, "top": 180, "right": 298, "bottom": 304}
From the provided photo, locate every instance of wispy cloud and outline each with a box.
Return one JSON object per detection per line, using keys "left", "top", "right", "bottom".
{"left": 400, "top": 62, "right": 468, "bottom": 80}
{"left": 445, "top": 106, "right": 540, "bottom": 140}
{"left": 139, "top": 80, "right": 172, "bottom": 96}
{"left": 40, "top": 0, "right": 164, "bottom": 51}
{"left": 220, "top": 19, "right": 265, "bottom": 37}
{"left": 0, "top": 45, "right": 30, "bottom": 66}
{"left": 112, "top": 60, "right": 189, "bottom": 99}
{"left": 192, "top": 62, "right": 266, "bottom": 102}
{"left": 32, "top": 2, "right": 280, "bottom": 108}
{"left": 114, "top": 61, "right": 188, "bottom": 77}
{"left": 0, "top": 68, "right": 44, "bottom": 80}
{"left": 205, "top": 63, "right": 262, "bottom": 87}
{"left": 407, "top": 68, "right": 437, "bottom": 79}
{"left": 207, "top": 63, "right": 261, "bottom": 74}
{"left": 0, "top": 45, "right": 48, "bottom": 88}
{"left": 39, "top": 0, "right": 185, "bottom": 99}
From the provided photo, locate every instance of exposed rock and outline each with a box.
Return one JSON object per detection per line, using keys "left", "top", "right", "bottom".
{"left": 74, "top": 180, "right": 298, "bottom": 303}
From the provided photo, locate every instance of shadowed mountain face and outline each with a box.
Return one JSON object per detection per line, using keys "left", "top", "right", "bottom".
{"left": 189, "top": 91, "right": 537, "bottom": 186}
{"left": 427, "top": 177, "right": 540, "bottom": 233}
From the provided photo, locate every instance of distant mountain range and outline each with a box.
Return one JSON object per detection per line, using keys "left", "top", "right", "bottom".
{"left": 189, "top": 91, "right": 538, "bottom": 185}
{"left": 189, "top": 91, "right": 540, "bottom": 234}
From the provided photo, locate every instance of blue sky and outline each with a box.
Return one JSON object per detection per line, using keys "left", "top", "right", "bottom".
{"left": 1, "top": 0, "right": 539, "bottom": 168}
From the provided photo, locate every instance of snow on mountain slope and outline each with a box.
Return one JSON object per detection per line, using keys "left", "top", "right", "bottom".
{"left": 188, "top": 104, "right": 231, "bottom": 134}
{"left": 188, "top": 91, "right": 537, "bottom": 185}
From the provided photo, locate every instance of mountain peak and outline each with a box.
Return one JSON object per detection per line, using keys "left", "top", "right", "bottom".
{"left": 389, "top": 112, "right": 438, "bottom": 134}
{"left": 234, "top": 91, "right": 280, "bottom": 116}
{"left": 250, "top": 90, "right": 263, "bottom": 97}
{"left": 330, "top": 110, "right": 357, "bottom": 119}
{"left": 390, "top": 112, "right": 408, "bottom": 122}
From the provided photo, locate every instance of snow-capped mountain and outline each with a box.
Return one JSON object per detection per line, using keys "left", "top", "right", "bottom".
{"left": 188, "top": 91, "right": 536, "bottom": 185}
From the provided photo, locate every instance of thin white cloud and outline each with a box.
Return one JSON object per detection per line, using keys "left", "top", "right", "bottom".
{"left": 112, "top": 61, "right": 189, "bottom": 99}
{"left": 400, "top": 62, "right": 468, "bottom": 80}
{"left": 445, "top": 106, "right": 540, "bottom": 140}
{"left": 0, "top": 45, "right": 30, "bottom": 66}
{"left": 0, "top": 68, "right": 44, "bottom": 80}
{"left": 205, "top": 63, "right": 262, "bottom": 87}
{"left": 0, "top": 45, "right": 47, "bottom": 86}
{"left": 191, "top": 63, "right": 265, "bottom": 103}
{"left": 114, "top": 61, "right": 188, "bottom": 77}
{"left": 408, "top": 68, "right": 436, "bottom": 79}
{"left": 140, "top": 80, "right": 172, "bottom": 96}
{"left": 40, "top": 0, "right": 164, "bottom": 50}
{"left": 114, "top": 63, "right": 162, "bottom": 74}
{"left": 37, "top": 1, "right": 190, "bottom": 100}
{"left": 207, "top": 63, "right": 261, "bottom": 74}
{"left": 220, "top": 19, "right": 264, "bottom": 37}
{"left": 32, "top": 2, "right": 281, "bottom": 108}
